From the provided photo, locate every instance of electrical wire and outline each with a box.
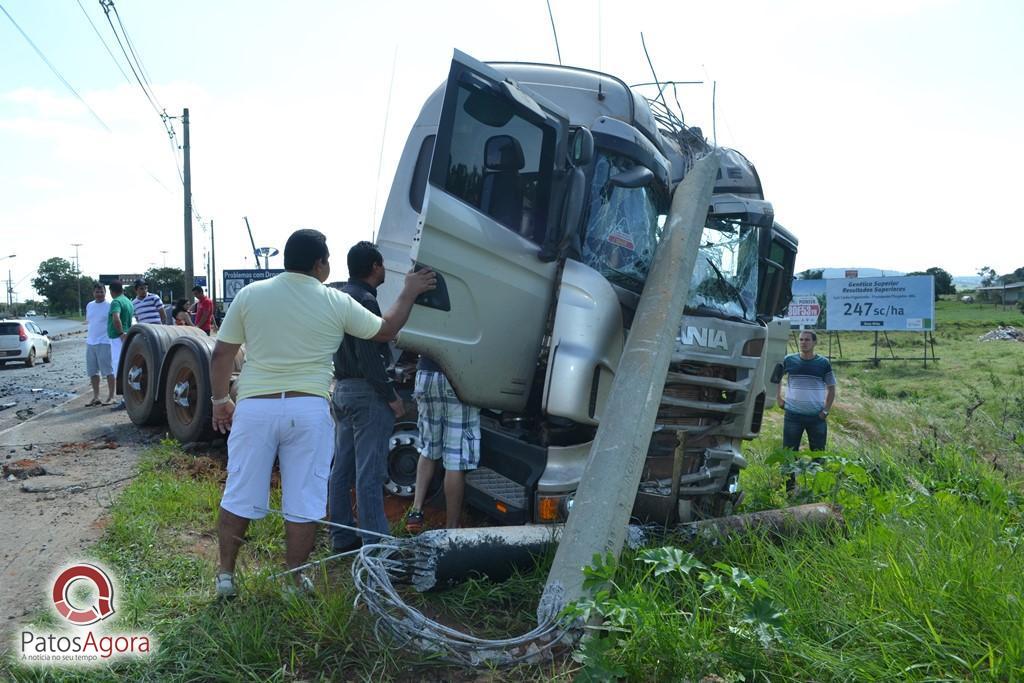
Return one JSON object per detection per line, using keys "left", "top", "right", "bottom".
{"left": 255, "top": 505, "right": 575, "bottom": 667}
{"left": 0, "top": 1, "right": 111, "bottom": 133}
{"left": 99, "top": 0, "right": 162, "bottom": 118}
{"left": 0, "top": 1, "right": 173, "bottom": 193}
{"left": 75, "top": 0, "right": 132, "bottom": 85}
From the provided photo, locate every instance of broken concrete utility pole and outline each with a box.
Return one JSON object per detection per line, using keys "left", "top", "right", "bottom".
{"left": 538, "top": 151, "right": 721, "bottom": 623}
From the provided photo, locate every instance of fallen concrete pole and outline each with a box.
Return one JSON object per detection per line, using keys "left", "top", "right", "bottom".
{"left": 402, "top": 504, "right": 844, "bottom": 592}
{"left": 680, "top": 502, "right": 846, "bottom": 541}
{"left": 537, "top": 152, "right": 722, "bottom": 623}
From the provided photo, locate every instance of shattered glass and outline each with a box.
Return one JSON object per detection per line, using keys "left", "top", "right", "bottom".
{"left": 687, "top": 219, "right": 759, "bottom": 321}
{"left": 581, "top": 153, "right": 661, "bottom": 291}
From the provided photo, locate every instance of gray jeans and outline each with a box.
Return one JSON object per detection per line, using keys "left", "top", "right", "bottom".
{"left": 328, "top": 379, "right": 395, "bottom": 547}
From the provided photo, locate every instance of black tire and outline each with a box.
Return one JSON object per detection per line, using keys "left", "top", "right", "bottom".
{"left": 25, "top": 348, "right": 35, "bottom": 367}
{"left": 43, "top": 344, "right": 52, "bottom": 363}
{"left": 164, "top": 346, "right": 215, "bottom": 444}
{"left": 123, "top": 333, "right": 164, "bottom": 426}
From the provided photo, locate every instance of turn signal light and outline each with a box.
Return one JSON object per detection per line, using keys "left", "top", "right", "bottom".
{"left": 537, "top": 497, "right": 560, "bottom": 522}
{"left": 495, "top": 502, "right": 508, "bottom": 514}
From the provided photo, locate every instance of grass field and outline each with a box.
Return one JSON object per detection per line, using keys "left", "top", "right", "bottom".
{"left": 5, "top": 301, "right": 1024, "bottom": 681}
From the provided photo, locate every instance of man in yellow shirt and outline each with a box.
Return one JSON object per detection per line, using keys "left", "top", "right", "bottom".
{"left": 209, "top": 229, "right": 434, "bottom": 597}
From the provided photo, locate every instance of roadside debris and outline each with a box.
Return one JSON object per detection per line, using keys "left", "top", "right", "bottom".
{"left": 978, "top": 326, "right": 1024, "bottom": 342}
{"left": 2, "top": 459, "right": 45, "bottom": 479}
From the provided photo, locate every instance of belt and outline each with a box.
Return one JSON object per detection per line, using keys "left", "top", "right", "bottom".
{"left": 248, "top": 391, "right": 320, "bottom": 399}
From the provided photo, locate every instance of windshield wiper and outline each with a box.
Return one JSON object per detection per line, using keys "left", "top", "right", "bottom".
{"left": 704, "top": 257, "right": 748, "bottom": 318}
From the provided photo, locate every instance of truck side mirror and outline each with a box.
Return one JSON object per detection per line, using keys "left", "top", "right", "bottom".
{"left": 570, "top": 128, "right": 594, "bottom": 166}
{"left": 770, "top": 363, "right": 784, "bottom": 384}
{"left": 606, "top": 165, "right": 654, "bottom": 190}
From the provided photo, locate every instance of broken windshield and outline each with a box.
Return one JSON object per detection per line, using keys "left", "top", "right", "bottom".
{"left": 581, "top": 152, "right": 661, "bottom": 292}
{"left": 687, "top": 218, "right": 759, "bottom": 322}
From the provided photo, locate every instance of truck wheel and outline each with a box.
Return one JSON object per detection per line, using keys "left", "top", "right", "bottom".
{"left": 384, "top": 422, "right": 442, "bottom": 500}
{"left": 164, "top": 347, "right": 215, "bottom": 444}
{"left": 124, "top": 333, "right": 164, "bottom": 426}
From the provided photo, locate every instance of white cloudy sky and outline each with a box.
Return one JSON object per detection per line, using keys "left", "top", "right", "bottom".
{"left": 1, "top": 0, "right": 1021, "bottom": 301}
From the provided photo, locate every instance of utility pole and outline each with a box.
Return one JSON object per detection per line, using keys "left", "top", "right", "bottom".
{"left": 160, "top": 250, "right": 168, "bottom": 267}
{"left": 183, "top": 107, "right": 194, "bottom": 296}
{"left": 209, "top": 219, "right": 216, "bottom": 305}
{"left": 71, "top": 243, "right": 83, "bottom": 317}
{"left": 1, "top": 254, "right": 14, "bottom": 309}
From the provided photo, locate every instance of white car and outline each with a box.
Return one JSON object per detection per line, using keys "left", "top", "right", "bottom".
{"left": 0, "top": 319, "right": 52, "bottom": 367}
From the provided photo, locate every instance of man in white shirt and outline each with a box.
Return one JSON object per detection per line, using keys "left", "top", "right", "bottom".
{"left": 209, "top": 229, "right": 435, "bottom": 598}
{"left": 84, "top": 283, "right": 114, "bottom": 406}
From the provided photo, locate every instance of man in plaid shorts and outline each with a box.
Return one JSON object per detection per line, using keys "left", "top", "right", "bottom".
{"left": 405, "top": 355, "right": 479, "bottom": 531}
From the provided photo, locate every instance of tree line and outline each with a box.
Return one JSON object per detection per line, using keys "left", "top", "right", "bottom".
{"left": 26, "top": 258, "right": 186, "bottom": 316}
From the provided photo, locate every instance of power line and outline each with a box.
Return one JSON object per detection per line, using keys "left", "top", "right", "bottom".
{"left": 95, "top": 0, "right": 184, "bottom": 190}
{"left": 99, "top": 0, "right": 162, "bottom": 117}
{"left": 0, "top": 1, "right": 173, "bottom": 194}
{"left": 0, "top": 1, "right": 111, "bottom": 133}
{"left": 108, "top": 0, "right": 157, "bottom": 95}
{"left": 75, "top": 0, "right": 132, "bottom": 85}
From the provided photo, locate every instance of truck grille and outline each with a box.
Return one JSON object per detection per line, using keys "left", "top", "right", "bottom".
{"left": 658, "top": 362, "right": 744, "bottom": 429}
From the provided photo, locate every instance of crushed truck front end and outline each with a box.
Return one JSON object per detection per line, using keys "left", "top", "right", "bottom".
{"left": 375, "top": 53, "right": 797, "bottom": 525}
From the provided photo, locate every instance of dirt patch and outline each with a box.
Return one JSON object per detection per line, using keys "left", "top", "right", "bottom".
{"left": 0, "top": 391, "right": 163, "bottom": 653}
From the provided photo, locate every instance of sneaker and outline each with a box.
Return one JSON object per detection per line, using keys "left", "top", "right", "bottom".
{"left": 109, "top": 400, "right": 126, "bottom": 411}
{"left": 405, "top": 509, "right": 424, "bottom": 534}
{"left": 331, "top": 538, "right": 362, "bottom": 554}
{"left": 283, "top": 573, "right": 315, "bottom": 597}
{"left": 215, "top": 571, "right": 237, "bottom": 600}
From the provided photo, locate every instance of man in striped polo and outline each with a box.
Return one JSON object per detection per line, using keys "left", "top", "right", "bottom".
{"left": 777, "top": 330, "right": 836, "bottom": 451}
{"left": 132, "top": 279, "right": 168, "bottom": 325}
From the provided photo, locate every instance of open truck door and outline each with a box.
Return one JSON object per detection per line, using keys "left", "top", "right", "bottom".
{"left": 399, "top": 50, "right": 570, "bottom": 411}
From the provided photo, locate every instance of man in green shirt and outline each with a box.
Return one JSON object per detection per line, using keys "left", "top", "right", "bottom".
{"left": 107, "top": 281, "right": 134, "bottom": 410}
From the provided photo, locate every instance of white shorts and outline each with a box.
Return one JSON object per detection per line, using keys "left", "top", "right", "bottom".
{"left": 110, "top": 336, "right": 124, "bottom": 377}
{"left": 221, "top": 396, "right": 334, "bottom": 523}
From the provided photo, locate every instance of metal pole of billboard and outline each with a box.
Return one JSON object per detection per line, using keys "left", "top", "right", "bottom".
{"left": 872, "top": 332, "right": 879, "bottom": 368}
{"left": 883, "top": 332, "right": 896, "bottom": 360}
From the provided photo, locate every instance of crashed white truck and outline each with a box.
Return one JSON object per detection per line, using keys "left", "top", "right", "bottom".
{"left": 374, "top": 51, "right": 797, "bottom": 526}
{"left": 117, "top": 51, "right": 797, "bottom": 528}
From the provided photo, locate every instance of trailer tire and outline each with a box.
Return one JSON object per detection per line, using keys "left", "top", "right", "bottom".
{"left": 164, "top": 346, "right": 215, "bottom": 444}
{"left": 123, "top": 332, "right": 164, "bottom": 425}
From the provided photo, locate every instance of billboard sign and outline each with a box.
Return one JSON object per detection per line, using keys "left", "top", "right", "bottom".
{"left": 826, "top": 275, "right": 934, "bottom": 331}
{"left": 222, "top": 269, "right": 283, "bottom": 304}
{"left": 98, "top": 274, "right": 143, "bottom": 286}
{"left": 194, "top": 276, "right": 207, "bottom": 287}
{"left": 788, "top": 295, "right": 821, "bottom": 328}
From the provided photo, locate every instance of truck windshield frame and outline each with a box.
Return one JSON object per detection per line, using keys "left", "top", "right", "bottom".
{"left": 686, "top": 217, "right": 760, "bottom": 323}
{"left": 580, "top": 150, "right": 664, "bottom": 292}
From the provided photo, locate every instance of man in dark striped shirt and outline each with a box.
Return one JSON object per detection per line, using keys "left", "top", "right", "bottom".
{"left": 132, "top": 279, "right": 168, "bottom": 325}
{"left": 777, "top": 330, "right": 836, "bottom": 451}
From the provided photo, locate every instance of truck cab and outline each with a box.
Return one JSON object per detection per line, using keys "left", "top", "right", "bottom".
{"left": 376, "top": 51, "right": 797, "bottom": 524}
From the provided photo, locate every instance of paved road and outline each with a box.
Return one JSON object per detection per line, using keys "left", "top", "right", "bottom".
{"left": 22, "top": 316, "right": 84, "bottom": 337}
{"left": 0, "top": 329, "right": 89, "bottom": 434}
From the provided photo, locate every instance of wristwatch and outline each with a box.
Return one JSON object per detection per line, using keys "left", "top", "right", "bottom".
{"left": 821, "top": 409, "right": 830, "bottom": 417}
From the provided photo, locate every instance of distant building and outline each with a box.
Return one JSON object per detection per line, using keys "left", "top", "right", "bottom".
{"left": 977, "top": 282, "right": 1024, "bottom": 305}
